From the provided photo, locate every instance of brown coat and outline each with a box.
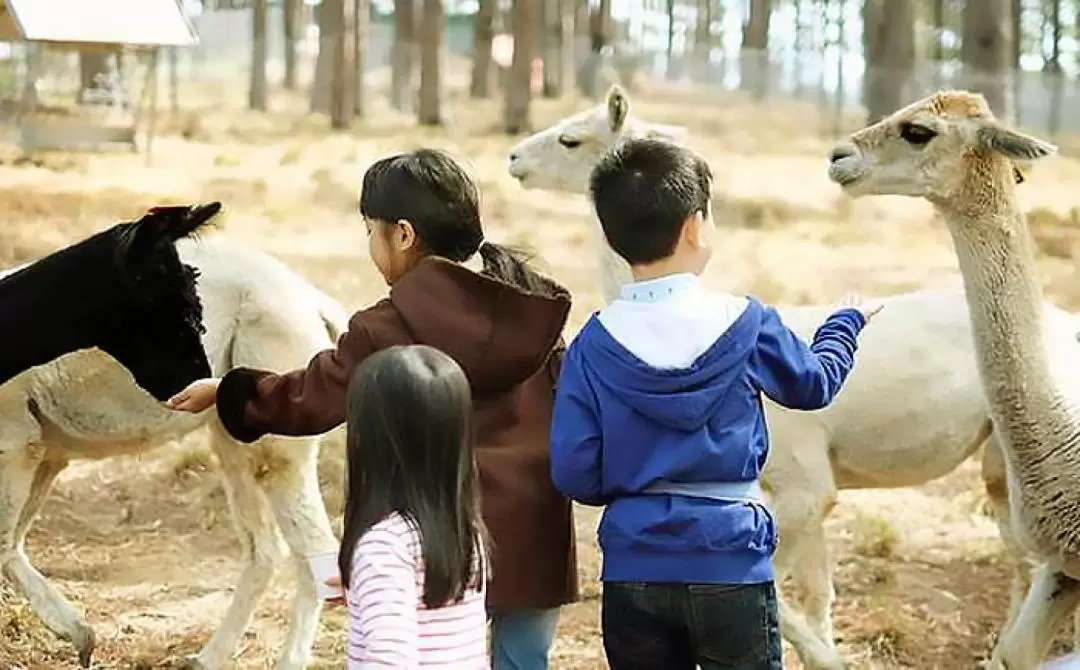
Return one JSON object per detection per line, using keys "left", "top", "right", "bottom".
{"left": 216, "top": 257, "right": 579, "bottom": 611}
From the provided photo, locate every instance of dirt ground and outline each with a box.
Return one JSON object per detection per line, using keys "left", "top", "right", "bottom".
{"left": 4, "top": 74, "right": 1080, "bottom": 670}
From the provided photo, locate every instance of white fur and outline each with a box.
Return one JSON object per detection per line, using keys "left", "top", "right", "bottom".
{"left": 0, "top": 236, "right": 349, "bottom": 670}
{"left": 506, "top": 86, "right": 1078, "bottom": 669}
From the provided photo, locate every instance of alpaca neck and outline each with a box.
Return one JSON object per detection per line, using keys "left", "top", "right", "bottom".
{"left": 937, "top": 188, "right": 1067, "bottom": 452}
{"left": 594, "top": 227, "right": 633, "bottom": 305}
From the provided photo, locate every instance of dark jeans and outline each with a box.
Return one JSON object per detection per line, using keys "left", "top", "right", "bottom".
{"left": 601, "top": 581, "right": 783, "bottom": 670}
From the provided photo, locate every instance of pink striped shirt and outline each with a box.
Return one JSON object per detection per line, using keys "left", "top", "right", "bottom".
{"left": 346, "top": 512, "right": 488, "bottom": 669}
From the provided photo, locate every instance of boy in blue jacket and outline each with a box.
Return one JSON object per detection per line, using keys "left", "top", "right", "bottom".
{"left": 550, "top": 138, "right": 880, "bottom": 670}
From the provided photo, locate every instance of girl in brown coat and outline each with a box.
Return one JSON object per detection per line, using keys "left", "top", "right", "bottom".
{"left": 167, "top": 149, "right": 579, "bottom": 669}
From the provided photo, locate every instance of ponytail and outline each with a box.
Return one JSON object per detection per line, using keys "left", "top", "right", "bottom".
{"left": 477, "top": 242, "right": 567, "bottom": 299}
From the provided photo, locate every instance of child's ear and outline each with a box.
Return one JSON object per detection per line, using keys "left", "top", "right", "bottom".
{"left": 394, "top": 219, "right": 417, "bottom": 250}
{"left": 684, "top": 211, "right": 707, "bottom": 249}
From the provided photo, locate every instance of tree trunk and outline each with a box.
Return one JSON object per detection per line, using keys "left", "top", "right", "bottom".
{"left": 470, "top": 0, "right": 496, "bottom": 97}
{"left": 168, "top": 47, "right": 179, "bottom": 112}
{"left": 249, "top": 0, "right": 269, "bottom": 111}
{"left": 931, "top": 0, "right": 944, "bottom": 61}
{"left": 77, "top": 52, "right": 111, "bottom": 104}
{"left": 391, "top": 0, "right": 417, "bottom": 112}
{"left": 559, "top": 0, "right": 575, "bottom": 95}
{"left": 283, "top": 0, "right": 299, "bottom": 89}
{"left": 1045, "top": 0, "right": 1062, "bottom": 135}
{"left": 694, "top": 0, "right": 712, "bottom": 80}
{"left": 354, "top": 0, "right": 368, "bottom": 116}
{"left": 1011, "top": 0, "right": 1022, "bottom": 70}
{"left": 542, "top": 0, "right": 563, "bottom": 96}
{"left": 1048, "top": 0, "right": 1062, "bottom": 70}
{"left": 862, "top": 0, "right": 914, "bottom": 123}
{"left": 930, "top": 0, "right": 944, "bottom": 85}
{"left": 961, "top": 0, "right": 1014, "bottom": 122}
{"left": 740, "top": 0, "right": 771, "bottom": 99}
{"left": 665, "top": 0, "right": 676, "bottom": 79}
{"left": 418, "top": 0, "right": 443, "bottom": 125}
{"left": 580, "top": 0, "right": 609, "bottom": 97}
{"left": 329, "top": 0, "right": 356, "bottom": 129}
{"left": 311, "top": 1, "right": 333, "bottom": 112}
{"left": 505, "top": 0, "right": 540, "bottom": 133}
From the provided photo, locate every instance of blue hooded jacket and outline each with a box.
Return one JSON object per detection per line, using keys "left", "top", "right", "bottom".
{"left": 550, "top": 290, "right": 865, "bottom": 584}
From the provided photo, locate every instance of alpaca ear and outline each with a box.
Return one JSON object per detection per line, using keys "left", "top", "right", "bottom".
{"left": 127, "top": 202, "right": 222, "bottom": 255}
{"left": 606, "top": 85, "right": 630, "bottom": 133}
{"left": 977, "top": 123, "right": 1057, "bottom": 162}
{"left": 168, "top": 202, "right": 222, "bottom": 240}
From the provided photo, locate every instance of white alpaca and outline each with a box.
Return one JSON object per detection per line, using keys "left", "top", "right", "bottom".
{"left": 0, "top": 235, "right": 350, "bottom": 670}
{"left": 827, "top": 89, "right": 1080, "bottom": 669}
{"left": 506, "top": 85, "right": 1080, "bottom": 669}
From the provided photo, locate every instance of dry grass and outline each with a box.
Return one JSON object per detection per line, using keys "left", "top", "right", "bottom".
{"left": 4, "top": 70, "right": 1080, "bottom": 669}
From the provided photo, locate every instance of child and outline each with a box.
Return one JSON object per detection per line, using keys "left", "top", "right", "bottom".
{"left": 168, "top": 149, "right": 578, "bottom": 669}
{"left": 550, "top": 138, "right": 880, "bottom": 670}
{"left": 339, "top": 344, "right": 488, "bottom": 667}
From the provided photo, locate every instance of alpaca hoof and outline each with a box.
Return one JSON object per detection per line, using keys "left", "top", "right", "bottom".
{"left": 74, "top": 624, "right": 96, "bottom": 668}
{"left": 808, "top": 651, "right": 846, "bottom": 670}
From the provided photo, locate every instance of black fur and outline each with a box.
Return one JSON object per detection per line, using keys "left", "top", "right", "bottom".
{"left": 0, "top": 202, "right": 222, "bottom": 401}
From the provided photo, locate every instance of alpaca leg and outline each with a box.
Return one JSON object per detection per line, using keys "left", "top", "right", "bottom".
{"left": 259, "top": 436, "right": 338, "bottom": 670}
{"left": 988, "top": 564, "right": 1080, "bottom": 670}
{"left": 1073, "top": 605, "right": 1080, "bottom": 653}
{"left": 762, "top": 419, "right": 843, "bottom": 670}
{"left": 188, "top": 424, "right": 288, "bottom": 670}
{"left": 14, "top": 457, "right": 67, "bottom": 545}
{"left": 0, "top": 449, "right": 94, "bottom": 667}
{"left": 791, "top": 523, "right": 836, "bottom": 643}
{"left": 981, "top": 435, "right": 1033, "bottom": 640}
{"left": 773, "top": 528, "right": 844, "bottom": 670}
{"left": 771, "top": 536, "right": 839, "bottom": 669}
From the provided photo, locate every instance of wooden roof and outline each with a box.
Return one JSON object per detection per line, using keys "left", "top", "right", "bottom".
{"left": 0, "top": 0, "right": 198, "bottom": 47}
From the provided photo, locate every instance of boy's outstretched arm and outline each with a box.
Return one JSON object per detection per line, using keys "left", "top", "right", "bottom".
{"left": 550, "top": 343, "right": 607, "bottom": 507}
{"left": 748, "top": 304, "right": 866, "bottom": 411}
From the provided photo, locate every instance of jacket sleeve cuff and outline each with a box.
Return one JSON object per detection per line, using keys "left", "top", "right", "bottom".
{"left": 216, "top": 367, "right": 271, "bottom": 444}
{"left": 830, "top": 307, "right": 867, "bottom": 331}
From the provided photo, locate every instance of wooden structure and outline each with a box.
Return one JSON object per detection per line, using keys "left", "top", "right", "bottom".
{"left": 0, "top": 0, "right": 199, "bottom": 155}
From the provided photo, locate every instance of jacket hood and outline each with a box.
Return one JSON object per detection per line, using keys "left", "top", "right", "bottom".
{"left": 391, "top": 257, "right": 571, "bottom": 395}
{"left": 581, "top": 298, "right": 764, "bottom": 431}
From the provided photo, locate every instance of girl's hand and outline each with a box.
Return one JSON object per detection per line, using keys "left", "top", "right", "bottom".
{"left": 166, "top": 378, "right": 221, "bottom": 413}
{"left": 324, "top": 575, "right": 346, "bottom": 606}
{"left": 842, "top": 292, "right": 884, "bottom": 323}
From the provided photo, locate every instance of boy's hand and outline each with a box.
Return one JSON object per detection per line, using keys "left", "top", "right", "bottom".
{"left": 841, "top": 292, "right": 884, "bottom": 323}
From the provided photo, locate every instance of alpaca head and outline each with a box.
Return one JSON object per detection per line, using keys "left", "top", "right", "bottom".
{"left": 95, "top": 202, "right": 220, "bottom": 400}
{"left": 827, "top": 90, "right": 1057, "bottom": 206}
{"left": 507, "top": 85, "right": 688, "bottom": 194}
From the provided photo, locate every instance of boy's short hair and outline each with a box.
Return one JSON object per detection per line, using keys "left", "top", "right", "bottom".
{"left": 588, "top": 138, "right": 713, "bottom": 266}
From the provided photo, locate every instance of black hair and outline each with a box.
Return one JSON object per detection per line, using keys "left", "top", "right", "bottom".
{"left": 338, "top": 344, "right": 488, "bottom": 608}
{"left": 587, "top": 137, "right": 713, "bottom": 265}
{"left": 359, "top": 148, "right": 565, "bottom": 297}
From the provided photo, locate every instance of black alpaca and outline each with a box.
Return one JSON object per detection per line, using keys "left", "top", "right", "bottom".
{"left": 0, "top": 202, "right": 222, "bottom": 401}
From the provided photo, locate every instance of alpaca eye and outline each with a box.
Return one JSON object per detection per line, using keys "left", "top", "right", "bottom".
{"left": 558, "top": 135, "right": 583, "bottom": 149}
{"left": 899, "top": 122, "right": 937, "bottom": 146}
